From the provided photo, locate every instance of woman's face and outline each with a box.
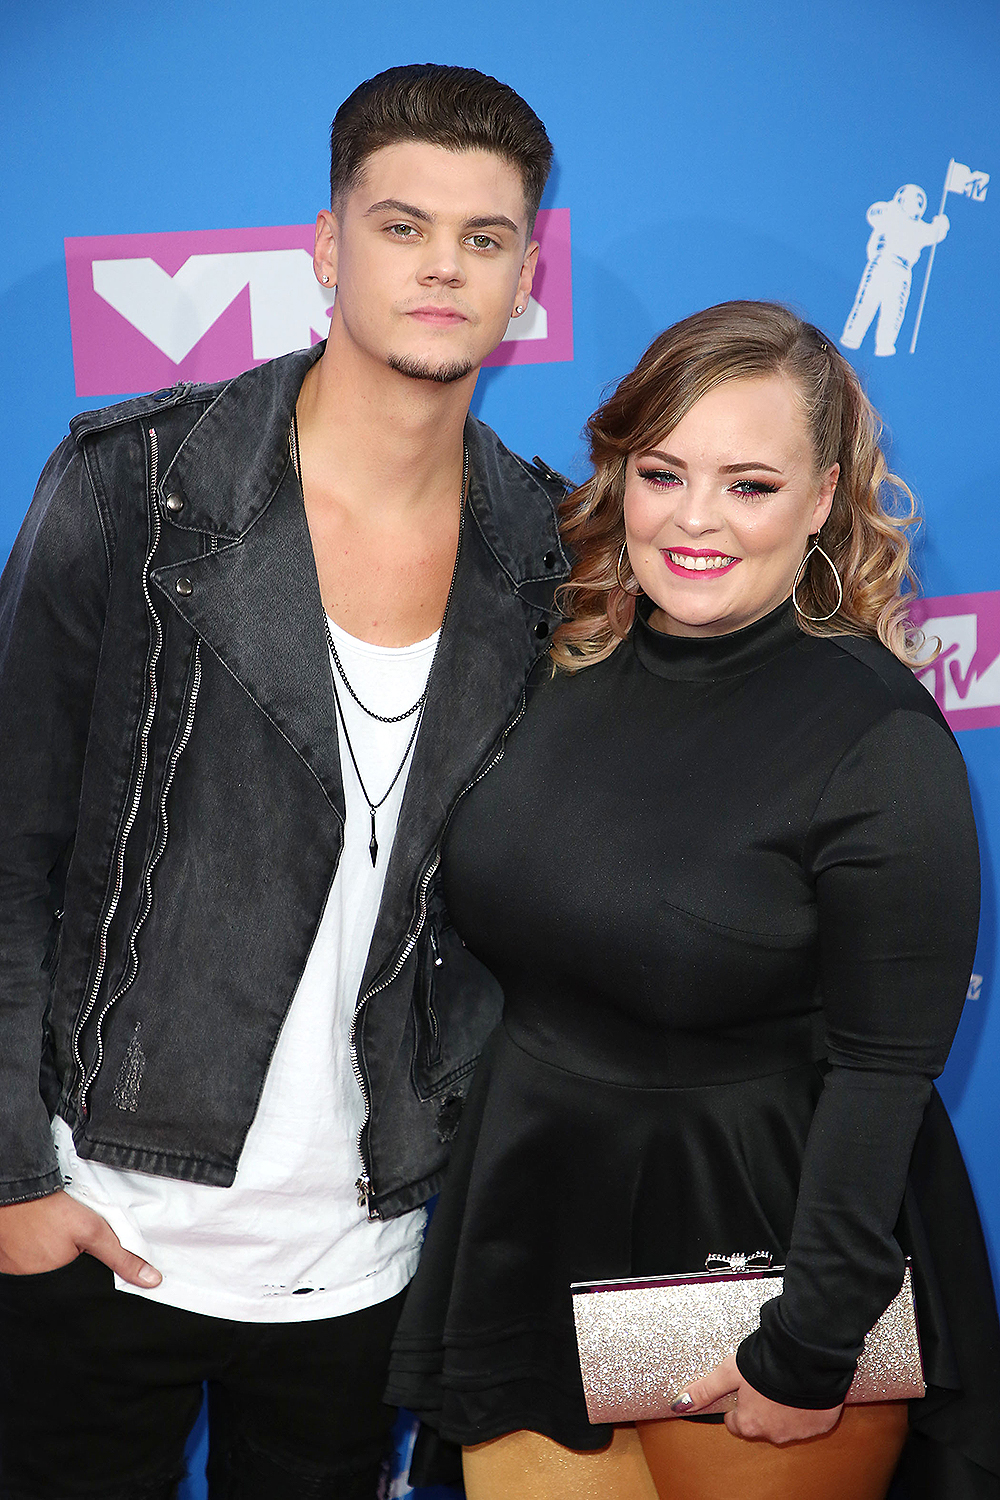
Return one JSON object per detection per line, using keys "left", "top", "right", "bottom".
{"left": 623, "top": 374, "right": 839, "bottom": 638}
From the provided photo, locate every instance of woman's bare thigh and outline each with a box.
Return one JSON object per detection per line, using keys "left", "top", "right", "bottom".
{"left": 462, "top": 1426, "right": 659, "bottom": 1500}
{"left": 460, "top": 1405, "right": 908, "bottom": 1500}
{"left": 638, "top": 1403, "right": 909, "bottom": 1500}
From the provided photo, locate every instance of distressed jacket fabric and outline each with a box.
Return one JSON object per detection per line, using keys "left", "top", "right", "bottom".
{"left": 0, "top": 345, "right": 569, "bottom": 1220}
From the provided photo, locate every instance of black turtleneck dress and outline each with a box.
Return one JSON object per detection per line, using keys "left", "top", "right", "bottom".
{"left": 387, "top": 602, "right": 1000, "bottom": 1496}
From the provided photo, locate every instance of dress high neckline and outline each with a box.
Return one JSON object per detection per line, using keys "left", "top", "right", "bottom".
{"left": 631, "top": 595, "right": 802, "bottom": 681}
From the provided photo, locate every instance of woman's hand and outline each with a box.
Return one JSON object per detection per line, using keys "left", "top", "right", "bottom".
{"left": 670, "top": 1355, "right": 843, "bottom": 1444}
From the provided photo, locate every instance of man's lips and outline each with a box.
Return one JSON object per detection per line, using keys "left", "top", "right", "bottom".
{"left": 661, "top": 547, "right": 740, "bottom": 578}
{"left": 406, "top": 306, "right": 468, "bottom": 325}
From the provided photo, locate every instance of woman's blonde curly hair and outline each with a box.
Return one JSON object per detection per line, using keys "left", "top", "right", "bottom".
{"left": 550, "top": 301, "right": 925, "bottom": 673}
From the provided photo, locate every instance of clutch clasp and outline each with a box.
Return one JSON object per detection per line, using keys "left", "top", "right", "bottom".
{"left": 704, "top": 1250, "right": 773, "bottom": 1272}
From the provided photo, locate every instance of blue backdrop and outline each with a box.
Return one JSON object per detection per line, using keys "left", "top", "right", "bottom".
{"left": 3, "top": 3, "right": 998, "bottom": 1494}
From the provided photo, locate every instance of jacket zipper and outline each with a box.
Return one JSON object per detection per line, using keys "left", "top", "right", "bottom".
{"left": 346, "top": 457, "right": 466, "bottom": 1217}
{"left": 426, "top": 928, "right": 443, "bottom": 1049}
{"left": 351, "top": 686, "right": 529, "bottom": 1218}
{"left": 77, "top": 643, "right": 203, "bottom": 1113}
{"left": 71, "top": 426, "right": 165, "bottom": 1113}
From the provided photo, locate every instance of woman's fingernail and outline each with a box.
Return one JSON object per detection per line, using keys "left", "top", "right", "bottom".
{"left": 671, "top": 1393, "right": 695, "bottom": 1413}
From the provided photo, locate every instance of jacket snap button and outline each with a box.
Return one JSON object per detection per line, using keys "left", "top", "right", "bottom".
{"left": 175, "top": 577, "right": 193, "bottom": 597}
{"left": 165, "top": 493, "right": 185, "bottom": 514}
{"left": 534, "top": 620, "right": 550, "bottom": 638}
{"left": 543, "top": 551, "right": 557, "bottom": 569}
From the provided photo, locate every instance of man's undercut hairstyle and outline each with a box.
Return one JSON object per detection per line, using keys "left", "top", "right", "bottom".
{"left": 329, "top": 64, "right": 553, "bottom": 230}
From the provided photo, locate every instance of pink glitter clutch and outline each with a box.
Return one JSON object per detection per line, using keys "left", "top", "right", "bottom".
{"left": 571, "top": 1256, "right": 924, "bottom": 1423}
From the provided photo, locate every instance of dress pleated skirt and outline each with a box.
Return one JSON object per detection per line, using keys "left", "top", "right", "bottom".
{"left": 386, "top": 1024, "right": 1000, "bottom": 1497}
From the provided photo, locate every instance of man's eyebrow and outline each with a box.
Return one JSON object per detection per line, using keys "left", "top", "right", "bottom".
{"left": 363, "top": 201, "right": 520, "bottom": 236}
{"left": 365, "top": 199, "right": 433, "bottom": 222}
{"left": 463, "top": 215, "right": 520, "bottom": 234}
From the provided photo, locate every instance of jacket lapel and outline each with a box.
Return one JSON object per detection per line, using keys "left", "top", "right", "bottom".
{"left": 149, "top": 349, "right": 345, "bottom": 820}
{"left": 358, "top": 418, "right": 568, "bottom": 995}
{"left": 146, "top": 353, "right": 567, "bottom": 951}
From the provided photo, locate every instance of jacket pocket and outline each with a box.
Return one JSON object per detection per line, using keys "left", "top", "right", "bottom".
{"left": 411, "top": 917, "right": 503, "bottom": 1102}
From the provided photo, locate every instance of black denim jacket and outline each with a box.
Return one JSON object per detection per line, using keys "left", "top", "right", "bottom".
{"left": 0, "top": 346, "right": 568, "bottom": 1220}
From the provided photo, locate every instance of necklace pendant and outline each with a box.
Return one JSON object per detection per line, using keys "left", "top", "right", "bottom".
{"left": 369, "top": 809, "right": 378, "bottom": 867}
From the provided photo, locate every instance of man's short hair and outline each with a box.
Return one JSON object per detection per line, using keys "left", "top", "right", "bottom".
{"left": 330, "top": 64, "right": 553, "bottom": 230}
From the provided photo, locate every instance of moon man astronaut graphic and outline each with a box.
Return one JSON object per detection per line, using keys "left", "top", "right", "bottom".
{"left": 840, "top": 185, "right": 949, "bottom": 356}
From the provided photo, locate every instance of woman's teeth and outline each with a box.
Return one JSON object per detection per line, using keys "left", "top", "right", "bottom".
{"left": 666, "top": 552, "right": 736, "bottom": 571}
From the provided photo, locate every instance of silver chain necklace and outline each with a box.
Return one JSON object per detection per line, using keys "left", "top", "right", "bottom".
{"left": 290, "top": 411, "right": 468, "bottom": 865}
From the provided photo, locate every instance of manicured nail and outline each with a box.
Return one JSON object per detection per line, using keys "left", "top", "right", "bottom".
{"left": 671, "top": 1393, "right": 695, "bottom": 1413}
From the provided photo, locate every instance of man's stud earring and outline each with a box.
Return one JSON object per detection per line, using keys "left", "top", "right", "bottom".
{"left": 322, "top": 274, "right": 330, "bottom": 284}
{"left": 514, "top": 304, "right": 524, "bottom": 315}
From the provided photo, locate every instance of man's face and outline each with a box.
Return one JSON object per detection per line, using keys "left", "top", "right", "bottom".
{"left": 315, "top": 141, "right": 538, "bottom": 384}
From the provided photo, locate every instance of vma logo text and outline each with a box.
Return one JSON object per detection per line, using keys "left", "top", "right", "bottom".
{"left": 65, "top": 211, "right": 573, "bottom": 399}
{"left": 910, "top": 591, "right": 1000, "bottom": 731}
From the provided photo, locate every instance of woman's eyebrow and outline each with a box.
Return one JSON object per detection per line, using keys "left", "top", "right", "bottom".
{"left": 639, "top": 450, "right": 686, "bottom": 466}
{"left": 719, "top": 461, "right": 783, "bottom": 475}
{"left": 637, "top": 452, "right": 783, "bottom": 475}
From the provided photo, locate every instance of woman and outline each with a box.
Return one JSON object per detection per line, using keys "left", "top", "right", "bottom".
{"left": 386, "top": 302, "right": 1000, "bottom": 1499}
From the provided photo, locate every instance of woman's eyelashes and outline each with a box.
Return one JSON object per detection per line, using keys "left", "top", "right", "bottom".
{"left": 730, "top": 478, "right": 780, "bottom": 499}
{"left": 635, "top": 467, "right": 682, "bottom": 488}
{"left": 635, "top": 467, "right": 781, "bottom": 500}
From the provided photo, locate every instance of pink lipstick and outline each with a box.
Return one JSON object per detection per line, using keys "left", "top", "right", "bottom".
{"left": 661, "top": 546, "right": 740, "bottom": 578}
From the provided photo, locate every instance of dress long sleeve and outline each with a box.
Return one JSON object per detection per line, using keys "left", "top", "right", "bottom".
{"left": 737, "top": 710, "right": 980, "bottom": 1406}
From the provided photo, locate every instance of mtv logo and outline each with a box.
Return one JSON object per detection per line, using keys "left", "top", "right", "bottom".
{"left": 64, "top": 210, "right": 572, "bottom": 398}
{"left": 910, "top": 590, "right": 1000, "bottom": 730}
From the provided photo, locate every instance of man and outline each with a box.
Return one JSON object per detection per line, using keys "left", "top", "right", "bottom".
{"left": 0, "top": 64, "right": 567, "bottom": 1498}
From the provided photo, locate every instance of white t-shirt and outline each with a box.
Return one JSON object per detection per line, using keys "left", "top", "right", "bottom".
{"left": 52, "top": 617, "right": 437, "bottom": 1322}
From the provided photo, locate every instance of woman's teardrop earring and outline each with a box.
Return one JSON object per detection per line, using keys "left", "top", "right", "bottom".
{"left": 792, "top": 534, "right": 843, "bottom": 622}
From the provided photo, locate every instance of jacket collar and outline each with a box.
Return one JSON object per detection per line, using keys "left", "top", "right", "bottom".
{"left": 147, "top": 347, "right": 569, "bottom": 835}
{"left": 154, "top": 344, "right": 568, "bottom": 588}
{"left": 461, "top": 415, "right": 570, "bottom": 589}
{"left": 158, "top": 345, "right": 323, "bottom": 541}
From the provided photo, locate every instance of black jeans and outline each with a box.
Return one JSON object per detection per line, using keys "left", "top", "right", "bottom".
{"left": 0, "top": 1253, "right": 404, "bottom": 1499}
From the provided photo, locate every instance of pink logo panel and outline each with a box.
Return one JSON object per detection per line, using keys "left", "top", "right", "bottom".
{"left": 910, "top": 591, "right": 1000, "bottom": 730}
{"left": 482, "top": 208, "right": 573, "bottom": 368}
{"left": 65, "top": 210, "right": 572, "bottom": 398}
{"left": 65, "top": 225, "right": 327, "bottom": 398}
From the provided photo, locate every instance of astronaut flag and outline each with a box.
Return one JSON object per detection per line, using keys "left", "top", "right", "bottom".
{"left": 908, "top": 158, "right": 990, "bottom": 353}
{"left": 945, "top": 161, "right": 990, "bottom": 203}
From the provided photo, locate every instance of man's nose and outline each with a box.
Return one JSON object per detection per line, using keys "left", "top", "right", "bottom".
{"left": 418, "top": 236, "right": 466, "bottom": 286}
